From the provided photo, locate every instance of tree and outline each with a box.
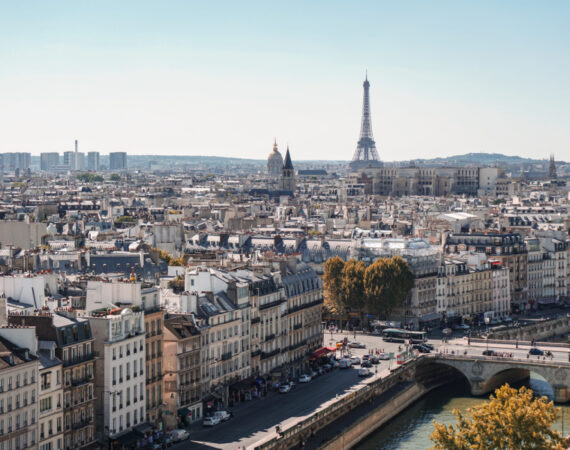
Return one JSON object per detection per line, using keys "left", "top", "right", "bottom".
{"left": 364, "top": 256, "right": 414, "bottom": 320}
{"left": 341, "top": 259, "right": 366, "bottom": 325}
{"left": 109, "top": 173, "right": 121, "bottom": 181}
{"left": 323, "top": 256, "right": 345, "bottom": 321}
{"left": 431, "top": 384, "right": 565, "bottom": 450}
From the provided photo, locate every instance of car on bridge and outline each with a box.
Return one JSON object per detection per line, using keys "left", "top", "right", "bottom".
{"left": 529, "top": 348, "right": 544, "bottom": 356}
{"left": 482, "top": 350, "right": 497, "bottom": 356}
{"left": 349, "top": 342, "right": 366, "bottom": 349}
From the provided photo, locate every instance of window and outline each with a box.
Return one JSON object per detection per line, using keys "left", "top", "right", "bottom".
{"left": 40, "top": 397, "right": 52, "bottom": 413}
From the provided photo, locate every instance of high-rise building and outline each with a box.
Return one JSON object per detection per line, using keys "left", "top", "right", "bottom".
{"left": 549, "top": 154, "right": 557, "bottom": 179}
{"left": 0, "top": 152, "right": 31, "bottom": 172}
{"left": 40, "top": 153, "right": 60, "bottom": 171}
{"left": 349, "top": 75, "right": 382, "bottom": 171}
{"left": 109, "top": 152, "right": 127, "bottom": 171}
{"left": 87, "top": 152, "right": 100, "bottom": 171}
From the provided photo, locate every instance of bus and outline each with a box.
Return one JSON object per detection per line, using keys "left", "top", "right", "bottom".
{"left": 382, "top": 328, "right": 427, "bottom": 344}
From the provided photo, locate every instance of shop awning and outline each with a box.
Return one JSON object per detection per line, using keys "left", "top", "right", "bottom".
{"left": 312, "top": 347, "right": 333, "bottom": 358}
{"left": 113, "top": 430, "right": 140, "bottom": 446}
{"left": 178, "top": 407, "right": 191, "bottom": 417}
{"left": 420, "top": 313, "right": 441, "bottom": 322}
{"left": 134, "top": 422, "right": 153, "bottom": 435}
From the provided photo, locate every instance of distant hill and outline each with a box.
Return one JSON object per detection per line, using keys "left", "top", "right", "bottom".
{"left": 407, "top": 153, "right": 566, "bottom": 166}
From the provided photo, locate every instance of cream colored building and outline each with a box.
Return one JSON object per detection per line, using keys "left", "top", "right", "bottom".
{"left": 0, "top": 328, "right": 40, "bottom": 450}
{"left": 38, "top": 341, "right": 64, "bottom": 450}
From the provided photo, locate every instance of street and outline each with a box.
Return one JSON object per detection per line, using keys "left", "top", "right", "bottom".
{"left": 172, "top": 330, "right": 570, "bottom": 449}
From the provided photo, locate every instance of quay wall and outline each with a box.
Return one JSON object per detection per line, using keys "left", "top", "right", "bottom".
{"left": 320, "top": 382, "right": 426, "bottom": 450}
{"left": 488, "top": 315, "right": 570, "bottom": 341}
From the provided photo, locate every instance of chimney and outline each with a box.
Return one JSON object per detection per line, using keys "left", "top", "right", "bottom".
{"left": 75, "top": 140, "right": 78, "bottom": 153}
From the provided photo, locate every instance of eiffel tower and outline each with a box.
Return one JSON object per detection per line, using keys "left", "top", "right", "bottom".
{"left": 349, "top": 75, "right": 383, "bottom": 171}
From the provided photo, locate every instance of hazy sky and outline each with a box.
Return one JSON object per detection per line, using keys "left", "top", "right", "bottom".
{"left": 2, "top": 1, "right": 570, "bottom": 161}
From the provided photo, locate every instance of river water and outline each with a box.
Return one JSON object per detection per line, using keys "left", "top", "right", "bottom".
{"left": 356, "top": 375, "right": 570, "bottom": 449}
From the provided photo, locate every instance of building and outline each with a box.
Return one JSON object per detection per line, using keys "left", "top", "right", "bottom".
{"left": 279, "top": 147, "right": 296, "bottom": 192}
{"left": 8, "top": 311, "right": 97, "bottom": 450}
{"left": 0, "top": 329, "right": 40, "bottom": 450}
{"left": 444, "top": 233, "right": 528, "bottom": 312}
{"left": 38, "top": 340, "right": 64, "bottom": 450}
{"left": 40, "top": 153, "right": 60, "bottom": 172}
{"left": 88, "top": 306, "right": 146, "bottom": 446}
{"left": 109, "top": 152, "right": 127, "bottom": 171}
{"left": 87, "top": 152, "right": 100, "bottom": 172}
{"left": 267, "top": 140, "right": 283, "bottom": 177}
{"left": 354, "top": 166, "right": 504, "bottom": 197}
{"left": 0, "top": 153, "right": 31, "bottom": 173}
{"left": 491, "top": 261, "right": 511, "bottom": 319}
{"left": 163, "top": 315, "right": 201, "bottom": 427}
{"left": 353, "top": 237, "right": 440, "bottom": 328}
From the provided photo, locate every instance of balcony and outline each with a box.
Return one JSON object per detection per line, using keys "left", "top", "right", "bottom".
{"left": 251, "top": 349, "right": 261, "bottom": 358}
{"left": 71, "top": 375, "right": 93, "bottom": 387}
{"left": 63, "top": 353, "right": 95, "bottom": 367}
{"left": 251, "top": 317, "right": 261, "bottom": 324}
{"left": 261, "top": 348, "right": 280, "bottom": 360}
{"left": 293, "top": 323, "right": 303, "bottom": 330}
{"left": 221, "top": 352, "right": 232, "bottom": 361}
{"left": 72, "top": 418, "right": 92, "bottom": 430}
{"left": 265, "top": 334, "right": 275, "bottom": 342}
{"left": 259, "top": 298, "right": 286, "bottom": 310}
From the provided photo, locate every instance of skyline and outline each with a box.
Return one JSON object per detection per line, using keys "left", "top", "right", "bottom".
{"left": 2, "top": 1, "right": 570, "bottom": 161}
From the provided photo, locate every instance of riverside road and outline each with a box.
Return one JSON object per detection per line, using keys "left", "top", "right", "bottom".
{"left": 172, "top": 331, "right": 570, "bottom": 450}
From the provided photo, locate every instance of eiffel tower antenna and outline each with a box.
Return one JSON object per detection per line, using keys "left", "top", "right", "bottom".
{"left": 349, "top": 74, "right": 382, "bottom": 170}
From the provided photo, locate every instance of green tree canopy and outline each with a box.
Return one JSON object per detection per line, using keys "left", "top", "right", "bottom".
{"left": 323, "top": 256, "right": 345, "bottom": 317}
{"left": 431, "top": 384, "right": 565, "bottom": 450}
{"left": 364, "top": 256, "right": 414, "bottom": 319}
{"left": 109, "top": 173, "right": 121, "bottom": 181}
{"left": 342, "top": 259, "right": 366, "bottom": 316}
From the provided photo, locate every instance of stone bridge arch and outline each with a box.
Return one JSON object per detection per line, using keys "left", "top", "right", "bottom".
{"left": 417, "top": 356, "right": 570, "bottom": 403}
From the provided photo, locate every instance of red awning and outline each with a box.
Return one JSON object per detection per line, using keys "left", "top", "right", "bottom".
{"left": 312, "top": 347, "right": 334, "bottom": 358}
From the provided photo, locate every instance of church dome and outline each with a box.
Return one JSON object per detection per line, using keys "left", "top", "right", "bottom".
{"left": 267, "top": 140, "right": 283, "bottom": 177}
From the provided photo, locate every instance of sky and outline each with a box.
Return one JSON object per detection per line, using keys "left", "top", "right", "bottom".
{"left": 1, "top": 1, "right": 570, "bottom": 162}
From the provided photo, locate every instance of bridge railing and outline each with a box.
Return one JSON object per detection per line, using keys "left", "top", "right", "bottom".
{"left": 469, "top": 337, "right": 570, "bottom": 349}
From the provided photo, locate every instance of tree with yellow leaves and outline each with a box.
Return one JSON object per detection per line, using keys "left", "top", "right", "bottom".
{"left": 323, "top": 256, "right": 346, "bottom": 324}
{"left": 430, "top": 384, "right": 566, "bottom": 450}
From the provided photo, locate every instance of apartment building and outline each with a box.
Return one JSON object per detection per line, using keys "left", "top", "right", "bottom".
{"left": 0, "top": 330, "right": 39, "bottom": 450}
{"left": 38, "top": 341, "right": 64, "bottom": 450}
{"left": 9, "top": 311, "right": 97, "bottom": 450}
{"left": 491, "top": 261, "right": 511, "bottom": 319}
{"left": 163, "top": 315, "right": 201, "bottom": 426}
{"left": 88, "top": 307, "right": 146, "bottom": 445}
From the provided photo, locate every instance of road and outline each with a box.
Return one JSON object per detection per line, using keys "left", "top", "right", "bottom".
{"left": 171, "top": 331, "right": 570, "bottom": 450}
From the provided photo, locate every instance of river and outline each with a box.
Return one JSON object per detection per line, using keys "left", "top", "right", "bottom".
{"left": 355, "top": 374, "right": 570, "bottom": 449}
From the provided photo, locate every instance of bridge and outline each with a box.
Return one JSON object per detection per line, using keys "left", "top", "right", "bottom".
{"left": 417, "top": 354, "right": 570, "bottom": 403}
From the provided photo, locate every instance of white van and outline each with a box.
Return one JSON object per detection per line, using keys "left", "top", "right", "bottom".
{"left": 339, "top": 358, "right": 352, "bottom": 369}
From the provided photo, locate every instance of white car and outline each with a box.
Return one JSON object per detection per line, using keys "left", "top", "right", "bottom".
{"left": 350, "top": 356, "right": 361, "bottom": 365}
{"left": 378, "top": 353, "right": 390, "bottom": 360}
{"left": 279, "top": 383, "right": 291, "bottom": 393}
{"left": 203, "top": 416, "right": 221, "bottom": 426}
{"left": 169, "top": 429, "right": 190, "bottom": 442}
{"left": 299, "top": 374, "right": 311, "bottom": 383}
{"left": 358, "top": 368, "right": 372, "bottom": 377}
{"left": 214, "top": 410, "right": 231, "bottom": 421}
{"left": 339, "top": 358, "right": 352, "bottom": 369}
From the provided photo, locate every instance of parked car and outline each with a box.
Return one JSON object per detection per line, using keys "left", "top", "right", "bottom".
{"left": 529, "top": 348, "right": 544, "bottom": 356}
{"left": 377, "top": 353, "right": 389, "bottom": 361}
{"left": 362, "top": 354, "right": 369, "bottom": 360}
{"left": 422, "top": 343, "right": 435, "bottom": 350}
{"left": 279, "top": 383, "right": 291, "bottom": 393}
{"left": 413, "top": 344, "right": 431, "bottom": 354}
{"left": 203, "top": 416, "right": 221, "bottom": 427}
{"left": 299, "top": 374, "right": 312, "bottom": 383}
{"left": 348, "top": 342, "right": 366, "bottom": 349}
{"left": 370, "top": 356, "right": 380, "bottom": 364}
{"left": 350, "top": 356, "right": 361, "bottom": 365}
{"left": 323, "top": 363, "right": 332, "bottom": 371}
{"left": 482, "top": 350, "right": 497, "bottom": 356}
{"left": 214, "top": 410, "right": 232, "bottom": 421}
{"left": 309, "top": 369, "right": 318, "bottom": 378}
{"left": 330, "top": 359, "right": 339, "bottom": 368}
{"left": 339, "top": 358, "right": 352, "bottom": 369}
{"left": 358, "top": 368, "right": 373, "bottom": 377}
{"left": 361, "top": 360, "right": 372, "bottom": 368}
{"left": 169, "top": 429, "right": 190, "bottom": 442}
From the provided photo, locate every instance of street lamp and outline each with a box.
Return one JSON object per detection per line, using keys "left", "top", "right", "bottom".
{"left": 484, "top": 316, "right": 490, "bottom": 351}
